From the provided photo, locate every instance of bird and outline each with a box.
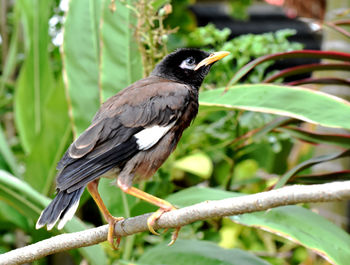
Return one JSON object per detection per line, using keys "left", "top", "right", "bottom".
{"left": 36, "top": 48, "right": 229, "bottom": 248}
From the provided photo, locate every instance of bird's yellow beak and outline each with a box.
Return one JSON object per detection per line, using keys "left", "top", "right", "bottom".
{"left": 194, "top": 51, "right": 230, "bottom": 71}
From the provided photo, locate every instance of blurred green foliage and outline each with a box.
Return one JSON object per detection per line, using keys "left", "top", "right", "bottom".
{"left": 229, "top": 0, "right": 253, "bottom": 20}
{"left": 0, "top": 0, "right": 349, "bottom": 265}
{"left": 185, "top": 24, "right": 303, "bottom": 87}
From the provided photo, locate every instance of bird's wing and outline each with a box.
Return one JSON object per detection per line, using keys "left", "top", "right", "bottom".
{"left": 56, "top": 76, "right": 192, "bottom": 192}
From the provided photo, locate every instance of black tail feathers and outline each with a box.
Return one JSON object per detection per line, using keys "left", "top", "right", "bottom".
{"left": 36, "top": 187, "right": 84, "bottom": 230}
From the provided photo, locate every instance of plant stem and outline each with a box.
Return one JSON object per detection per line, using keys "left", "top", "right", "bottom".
{"left": 3, "top": 181, "right": 350, "bottom": 264}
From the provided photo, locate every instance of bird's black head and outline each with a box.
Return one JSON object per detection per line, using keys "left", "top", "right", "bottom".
{"left": 151, "top": 48, "right": 229, "bottom": 89}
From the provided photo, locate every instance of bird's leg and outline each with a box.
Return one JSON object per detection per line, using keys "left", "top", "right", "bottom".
{"left": 87, "top": 179, "right": 124, "bottom": 249}
{"left": 118, "top": 181, "right": 181, "bottom": 245}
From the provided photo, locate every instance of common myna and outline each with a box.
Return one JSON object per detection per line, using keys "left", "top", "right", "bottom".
{"left": 36, "top": 48, "right": 229, "bottom": 247}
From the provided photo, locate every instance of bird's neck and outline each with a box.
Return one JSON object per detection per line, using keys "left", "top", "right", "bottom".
{"left": 150, "top": 72, "right": 203, "bottom": 90}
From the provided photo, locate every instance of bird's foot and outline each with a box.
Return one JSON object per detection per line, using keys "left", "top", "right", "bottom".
{"left": 107, "top": 216, "right": 124, "bottom": 250}
{"left": 168, "top": 227, "right": 181, "bottom": 246}
{"left": 147, "top": 205, "right": 181, "bottom": 245}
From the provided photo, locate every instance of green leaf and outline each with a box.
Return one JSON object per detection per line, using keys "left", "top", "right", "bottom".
{"left": 0, "top": 4, "right": 20, "bottom": 94}
{"left": 274, "top": 149, "right": 350, "bottom": 189}
{"left": 63, "top": 0, "right": 143, "bottom": 135}
{"left": 100, "top": 0, "right": 143, "bottom": 100}
{"left": 167, "top": 187, "right": 240, "bottom": 207}
{"left": 14, "top": 0, "right": 55, "bottom": 153}
{"left": 0, "top": 125, "right": 20, "bottom": 177}
{"left": 173, "top": 152, "right": 213, "bottom": 179}
{"left": 138, "top": 239, "right": 271, "bottom": 265}
{"left": 62, "top": 0, "right": 101, "bottom": 135}
{"left": 152, "top": 0, "right": 170, "bottom": 10}
{"left": 232, "top": 206, "right": 350, "bottom": 265}
{"left": 0, "top": 170, "right": 107, "bottom": 264}
{"left": 278, "top": 126, "right": 350, "bottom": 148}
{"left": 0, "top": 201, "right": 29, "bottom": 231}
{"left": 252, "top": 117, "right": 295, "bottom": 141}
{"left": 98, "top": 178, "right": 136, "bottom": 218}
{"left": 25, "top": 79, "right": 71, "bottom": 194}
{"left": 0, "top": 170, "right": 48, "bottom": 220}
{"left": 199, "top": 84, "right": 350, "bottom": 130}
{"left": 167, "top": 187, "right": 350, "bottom": 265}
{"left": 62, "top": 218, "right": 108, "bottom": 265}
{"left": 227, "top": 117, "right": 295, "bottom": 148}
{"left": 289, "top": 170, "right": 350, "bottom": 184}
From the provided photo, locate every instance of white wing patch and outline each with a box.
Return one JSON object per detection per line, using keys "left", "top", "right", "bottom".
{"left": 135, "top": 123, "right": 174, "bottom": 150}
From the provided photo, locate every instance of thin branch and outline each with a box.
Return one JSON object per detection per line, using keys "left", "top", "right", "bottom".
{"left": 1, "top": 181, "right": 350, "bottom": 265}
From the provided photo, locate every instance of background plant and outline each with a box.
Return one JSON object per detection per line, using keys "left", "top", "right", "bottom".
{"left": 0, "top": 0, "right": 350, "bottom": 264}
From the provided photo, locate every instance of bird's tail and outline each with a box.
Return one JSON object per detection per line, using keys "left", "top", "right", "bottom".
{"left": 36, "top": 187, "right": 84, "bottom": 230}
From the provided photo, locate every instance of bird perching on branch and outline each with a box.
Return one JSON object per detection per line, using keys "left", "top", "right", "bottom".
{"left": 36, "top": 48, "right": 229, "bottom": 248}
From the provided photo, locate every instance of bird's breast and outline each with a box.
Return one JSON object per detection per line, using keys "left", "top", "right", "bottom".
{"left": 117, "top": 89, "right": 199, "bottom": 186}
{"left": 174, "top": 90, "right": 199, "bottom": 134}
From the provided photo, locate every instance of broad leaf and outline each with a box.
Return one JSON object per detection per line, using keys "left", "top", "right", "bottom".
{"left": 232, "top": 206, "right": 350, "bottom": 265}
{"left": 0, "top": 170, "right": 48, "bottom": 220}
{"left": 25, "top": 79, "right": 71, "bottom": 194}
{"left": 0, "top": 4, "right": 20, "bottom": 94}
{"left": 0, "top": 201, "right": 29, "bottom": 231}
{"left": 167, "top": 187, "right": 240, "bottom": 207}
{"left": 278, "top": 127, "right": 350, "bottom": 148}
{"left": 167, "top": 187, "right": 350, "bottom": 265}
{"left": 0, "top": 170, "right": 107, "bottom": 265}
{"left": 0, "top": 125, "right": 20, "bottom": 177}
{"left": 138, "top": 239, "right": 271, "bottom": 265}
{"left": 100, "top": 0, "right": 143, "bottom": 100}
{"left": 63, "top": 0, "right": 143, "bottom": 136}
{"left": 99, "top": 178, "right": 137, "bottom": 218}
{"left": 274, "top": 149, "right": 350, "bottom": 189}
{"left": 251, "top": 117, "right": 295, "bottom": 141}
{"left": 173, "top": 152, "right": 213, "bottom": 179}
{"left": 15, "top": 0, "right": 55, "bottom": 152}
{"left": 289, "top": 170, "right": 350, "bottom": 184}
{"left": 199, "top": 84, "right": 350, "bottom": 130}
{"left": 228, "top": 117, "right": 295, "bottom": 147}
{"left": 62, "top": 0, "right": 101, "bottom": 136}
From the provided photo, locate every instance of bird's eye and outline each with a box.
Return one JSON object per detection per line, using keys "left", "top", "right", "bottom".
{"left": 185, "top": 57, "right": 195, "bottom": 65}
{"left": 180, "top": 57, "right": 196, "bottom": 70}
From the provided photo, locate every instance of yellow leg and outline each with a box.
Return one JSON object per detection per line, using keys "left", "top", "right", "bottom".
{"left": 87, "top": 180, "right": 124, "bottom": 249}
{"left": 118, "top": 184, "right": 181, "bottom": 244}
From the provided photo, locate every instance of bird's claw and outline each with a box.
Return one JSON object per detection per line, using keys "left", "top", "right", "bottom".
{"left": 168, "top": 227, "right": 180, "bottom": 246}
{"left": 147, "top": 208, "right": 167, "bottom": 235}
{"left": 107, "top": 216, "right": 124, "bottom": 250}
{"left": 147, "top": 206, "right": 181, "bottom": 245}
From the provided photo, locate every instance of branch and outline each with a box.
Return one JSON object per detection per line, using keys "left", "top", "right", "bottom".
{"left": 1, "top": 181, "right": 350, "bottom": 265}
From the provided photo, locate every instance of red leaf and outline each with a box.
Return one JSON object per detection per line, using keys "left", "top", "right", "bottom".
{"left": 263, "top": 62, "right": 350, "bottom": 83}
{"left": 226, "top": 50, "right": 350, "bottom": 89}
{"left": 286, "top": 77, "right": 350, "bottom": 86}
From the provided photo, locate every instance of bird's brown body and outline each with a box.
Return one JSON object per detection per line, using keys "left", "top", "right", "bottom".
{"left": 57, "top": 76, "right": 198, "bottom": 191}
{"left": 36, "top": 48, "right": 229, "bottom": 247}
{"left": 104, "top": 76, "right": 199, "bottom": 186}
